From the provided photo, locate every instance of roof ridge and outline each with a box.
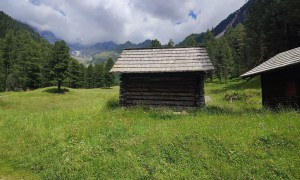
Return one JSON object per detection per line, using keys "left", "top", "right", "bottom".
{"left": 111, "top": 46, "right": 214, "bottom": 73}
{"left": 123, "top": 46, "right": 205, "bottom": 50}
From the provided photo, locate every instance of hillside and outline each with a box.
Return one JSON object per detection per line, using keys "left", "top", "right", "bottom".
{"left": 0, "top": 11, "right": 52, "bottom": 91}
{"left": 39, "top": 31, "right": 61, "bottom": 44}
{"left": 0, "top": 11, "right": 49, "bottom": 43}
{"left": 70, "top": 40, "right": 152, "bottom": 65}
{"left": 68, "top": 41, "right": 118, "bottom": 65}
{"left": 213, "top": 0, "right": 253, "bottom": 37}
{"left": 177, "top": 33, "right": 205, "bottom": 47}
{"left": 178, "top": 0, "right": 253, "bottom": 46}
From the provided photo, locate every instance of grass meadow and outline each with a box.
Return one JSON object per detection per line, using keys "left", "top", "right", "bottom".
{"left": 0, "top": 78, "right": 299, "bottom": 179}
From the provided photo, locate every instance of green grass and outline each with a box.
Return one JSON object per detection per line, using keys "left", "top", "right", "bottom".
{"left": 0, "top": 78, "right": 299, "bottom": 179}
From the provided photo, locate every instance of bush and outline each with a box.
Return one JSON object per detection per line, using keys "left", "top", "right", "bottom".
{"left": 224, "top": 90, "right": 247, "bottom": 102}
{"left": 106, "top": 96, "right": 120, "bottom": 109}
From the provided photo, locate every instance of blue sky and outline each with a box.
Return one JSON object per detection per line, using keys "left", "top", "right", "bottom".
{"left": 0, "top": 0, "right": 247, "bottom": 45}
{"left": 188, "top": 11, "right": 199, "bottom": 20}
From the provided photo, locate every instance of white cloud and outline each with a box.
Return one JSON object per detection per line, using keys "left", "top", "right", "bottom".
{"left": 0, "top": 0, "right": 246, "bottom": 45}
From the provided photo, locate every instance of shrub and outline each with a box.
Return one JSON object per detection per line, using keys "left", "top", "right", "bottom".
{"left": 106, "top": 96, "right": 120, "bottom": 109}
{"left": 224, "top": 90, "right": 247, "bottom": 102}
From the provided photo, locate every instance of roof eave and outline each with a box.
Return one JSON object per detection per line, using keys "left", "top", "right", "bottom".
{"left": 110, "top": 69, "right": 214, "bottom": 74}
{"left": 240, "top": 73, "right": 259, "bottom": 78}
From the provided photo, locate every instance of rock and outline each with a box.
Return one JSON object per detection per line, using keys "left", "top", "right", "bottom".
{"left": 173, "top": 111, "right": 188, "bottom": 115}
{"left": 205, "top": 96, "right": 213, "bottom": 104}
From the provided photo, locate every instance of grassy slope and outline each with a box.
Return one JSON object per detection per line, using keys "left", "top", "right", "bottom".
{"left": 0, "top": 78, "right": 299, "bottom": 179}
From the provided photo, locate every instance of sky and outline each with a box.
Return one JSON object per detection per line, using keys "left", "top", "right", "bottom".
{"left": 0, "top": 0, "right": 247, "bottom": 45}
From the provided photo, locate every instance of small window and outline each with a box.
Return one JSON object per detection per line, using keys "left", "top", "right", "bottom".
{"left": 286, "top": 81, "right": 297, "bottom": 97}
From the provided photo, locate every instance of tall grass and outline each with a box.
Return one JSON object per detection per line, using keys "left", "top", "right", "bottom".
{"left": 0, "top": 78, "right": 299, "bottom": 179}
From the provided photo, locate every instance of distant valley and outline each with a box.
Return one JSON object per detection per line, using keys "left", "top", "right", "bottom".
{"left": 39, "top": 30, "right": 152, "bottom": 65}
{"left": 37, "top": 0, "right": 253, "bottom": 65}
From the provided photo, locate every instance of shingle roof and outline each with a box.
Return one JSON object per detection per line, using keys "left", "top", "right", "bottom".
{"left": 110, "top": 47, "right": 214, "bottom": 73}
{"left": 242, "top": 47, "right": 300, "bottom": 77}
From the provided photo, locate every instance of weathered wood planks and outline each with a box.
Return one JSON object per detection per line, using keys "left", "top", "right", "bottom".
{"left": 261, "top": 64, "right": 300, "bottom": 108}
{"left": 119, "top": 72, "right": 206, "bottom": 107}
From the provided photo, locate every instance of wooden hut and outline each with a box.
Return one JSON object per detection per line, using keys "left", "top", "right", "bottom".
{"left": 110, "top": 47, "right": 214, "bottom": 107}
{"left": 242, "top": 47, "right": 300, "bottom": 108}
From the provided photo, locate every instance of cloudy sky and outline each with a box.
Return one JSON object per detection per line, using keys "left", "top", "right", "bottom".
{"left": 0, "top": 0, "right": 247, "bottom": 45}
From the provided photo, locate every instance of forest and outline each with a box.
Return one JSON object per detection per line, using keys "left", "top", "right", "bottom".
{"left": 0, "top": 12, "right": 115, "bottom": 92}
{"left": 180, "top": 0, "right": 300, "bottom": 82}
{"left": 0, "top": 0, "right": 300, "bottom": 91}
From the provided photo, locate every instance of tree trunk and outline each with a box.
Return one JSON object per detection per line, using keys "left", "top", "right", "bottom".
{"left": 4, "top": 66, "right": 8, "bottom": 91}
{"left": 58, "top": 81, "right": 61, "bottom": 93}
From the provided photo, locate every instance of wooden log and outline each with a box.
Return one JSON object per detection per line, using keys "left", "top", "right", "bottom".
{"left": 125, "top": 92, "right": 196, "bottom": 97}
{"left": 126, "top": 100, "right": 196, "bottom": 106}
{"left": 126, "top": 95, "right": 195, "bottom": 101}
{"left": 124, "top": 81, "right": 197, "bottom": 86}
{"left": 119, "top": 72, "right": 207, "bottom": 107}
{"left": 123, "top": 84, "right": 196, "bottom": 89}
{"left": 124, "top": 87, "right": 196, "bottom": 93}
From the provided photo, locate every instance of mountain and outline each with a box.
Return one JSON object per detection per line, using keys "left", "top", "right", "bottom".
{"left": 0, "top": 11, "right": 47, "bottom": 43}
{"left": 213, "top": 0, "right": 253, "bottom": 37}
{"left": 69, "top": 41, "right": 118, "bottom": 65}
{"left": 178, "top": 0, "right": 254, "bottom": 45}
{"left": 40, "top": 31, "right": 61, "bottom": 44}
{"left": 114, "top": 40, "right": 151, "bottom": 53}
{"left": 92, "top": 40, "right": 152, "bottom": 64}
{"left": 177, "top": 33, "right": 205, "bottom": 47}
{"left": 36, "top": 27, "right": 152, "bottom": 64}
{"left": 69, "top": 41, "right": 118, "bottom": 56}
{"left": 67, "top": 40, "right": 151, "bottom": 65}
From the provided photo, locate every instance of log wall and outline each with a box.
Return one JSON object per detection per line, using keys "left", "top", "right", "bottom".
{"left": 119, "top": 72, "right": 205, "bottom": 107}
{"left": 261, "top": 64, "right": 300, "bottom": 108}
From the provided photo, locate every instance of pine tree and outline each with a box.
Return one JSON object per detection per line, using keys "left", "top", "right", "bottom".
{"left": 68, "top": 58, "right": 81, "bottom": 88}
{"left": 203, "top": 29, "right": 215, "bottom": 44}
{"left": 167, "top": 39, "right": 174, "bottom": 48}
{"left": 0, "top": 38, "right": 4, "bottom": 91}
{"left": 78, "top": 64, "right": 86, "bottom": 88}
{"left": 150, "top": 39, "right": 161, "bottom": 48}
{"left": 244, "top": 0, "right": 300, "bottom": 70}
{"left": 0, "top": 11, "right": 55, "bottom": 91}
{"left": 94, "top": 63, "right": 105, "bottom": 88}
{"left": 203, "top": 30, "right": 216, "bottom": 82}
{"left": 213, "top": 38, "right": 233, "bottom": 82}
{"left": 185, "top": 36, "right": 197, "bottom": 47}
{"left": 1, "top": 30, "right": 17, "bottom": 91}
{"left": 40, "top": 44, "right": 54, "bottom": 87}
{"left": 22, "top": 33, "right": 42, "bottom": 89}
{"left": 104, "top": 58, "right": 115, "bottom": 88}
{"left": 49, "top": 40, "right": 70, "bottom": 92}
{"left": 86, "top": 64, "right": 94, "bottom": 88}
{"left": 224, "top": 24, "right": 246, "bottom": 76}
{"left": 221, "top": 38, "right": 234, "bottom": 82}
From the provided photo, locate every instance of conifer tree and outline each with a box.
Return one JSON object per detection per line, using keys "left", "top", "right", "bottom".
{"left": 86, "top": 64, "right": 94, "bottom": 88}
{"left": 104, "top": 58, "right": 115, "bottom": 88}
{"left": 167, "top": 39, "right": 174, "bottom": 48}
{"left": 68, "top": 58, "right": 81, "bottom": 88}
{"left": 40, "top": 45, "right": 54, "bottom": 87}
{"left": 1, "top": 30, "right": 16, "bottom": 91}
{"left": 0, "top": 38, "right": 4, "bottom": 91}
{"left": 150, "top": 39, "right": 161, "bottom": 48}
{"left": 49, "top": 40, "right": 70, "bottom": 92}
{"left": 185, "top": 36, "right": 197, "bottom": 47}
{"left": 78, "top": 64, "right": 86, "bottom": 88}
{"left": 94, "top": 63, "right": 105, "bottom": 88}
{"left": 224, "top": 24, "right": 246, "bottom": 76}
